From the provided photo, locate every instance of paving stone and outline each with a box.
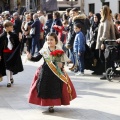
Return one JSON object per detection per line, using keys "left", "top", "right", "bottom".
{"left": 0, "top": 53, "right": 120, "bottom": 120}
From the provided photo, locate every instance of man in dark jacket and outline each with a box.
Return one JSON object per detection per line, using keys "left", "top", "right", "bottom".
{"left": 30, "top": 13, "right": 40, "bottom": 56}
{"left": 13, "top": 12, "right": 22, "bottom": 36}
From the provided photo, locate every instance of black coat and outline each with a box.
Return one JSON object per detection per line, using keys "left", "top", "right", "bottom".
{"left": 51, "top": 18, "right": 62, "bottom": 35}
{"left": 0, "top": 32, "right": 23, "bottom": 76}
{"left": 13, "top": 18, "right": 22, "bottom": 35}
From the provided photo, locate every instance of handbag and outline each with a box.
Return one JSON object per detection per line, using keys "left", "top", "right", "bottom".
{"left": 30, "top": 27, "right": 35, "bottom": 35}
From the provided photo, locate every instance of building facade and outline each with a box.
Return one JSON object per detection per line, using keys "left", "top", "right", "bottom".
{"left": 57, "top": 0, "right": 80, "bottom": 11}
{"left": 84, "top": 0, "right": 120, "bottom": 15}
{"left": 0, "top": 0, "right": 81, "bottom": 13}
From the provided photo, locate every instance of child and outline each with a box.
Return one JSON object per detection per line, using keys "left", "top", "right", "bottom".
{"left": 73, "top": 23, "right": 86, "bottom": 76}
{"left": 0, "top": 21, "right": 23, "bottom": 87}
{"left": 27, "top": 32, "right": 76, "bottom": 113}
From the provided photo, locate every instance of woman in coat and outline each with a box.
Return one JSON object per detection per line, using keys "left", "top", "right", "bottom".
{"left": 96, "top": 5, "right": 116, "bottom": 79}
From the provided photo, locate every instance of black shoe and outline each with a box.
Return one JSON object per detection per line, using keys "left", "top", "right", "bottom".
{"left": 10, "top": 78, "right": 14, "bottom": 84}
{"left": 100, "top": 76, "right": 106, "bottom": 80}
{"left": 7, "top": 83, "right": 11, "bottom": 87}
{"left": 48, "top": 107, "right": 54, "bottom": 113}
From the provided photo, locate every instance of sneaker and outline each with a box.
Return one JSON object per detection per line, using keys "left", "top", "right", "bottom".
{"left": 75, "top": 72, "right": 84, "bottom": 76}
{"left": 116, "top": 67, "right": 120, "bottom": 71}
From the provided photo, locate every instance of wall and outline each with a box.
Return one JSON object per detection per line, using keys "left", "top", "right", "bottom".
{"left": 84, "top": 0, "right": 119, "bottom": 15}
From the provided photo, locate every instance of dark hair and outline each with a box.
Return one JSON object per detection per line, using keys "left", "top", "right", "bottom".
{"left": 114, "top": 13, "right": 119, "bottom": 20}
{"left": 66, "top": 8, "right": 72, "bottom": 13}
{"left": 46, "top": 13, "right": 53, "bottom": 19}
{"left": 46, "top": 32, "right": 58, "bottom": 44}
{"left": 53, "top": 11, "right": 60, "bottom": 18}
{"left": 72, "top": 8, "right": 79, "bottom": 12}
{"left": 115, "top": 20, "right": 120, "bottom": 25}
{"left": 3, "top": 21, "right": 13, "bottom": 28}
{"left": 74, "top": 23, "right": 82, "bottom": 29}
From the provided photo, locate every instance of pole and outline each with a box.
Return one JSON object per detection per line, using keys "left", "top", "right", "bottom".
{"left": 71, "top": 0, "right": 73, "bottom": 8}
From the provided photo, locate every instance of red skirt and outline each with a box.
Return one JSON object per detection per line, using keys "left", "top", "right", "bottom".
{"left": 28, "top": 66, "right": 77, "bottom": 106}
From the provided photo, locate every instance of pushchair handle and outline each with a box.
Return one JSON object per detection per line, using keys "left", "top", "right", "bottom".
{"left": 105, "top": 40, "right": 116, "bottom": 42}
{"left": 105, "top": 40, "right": 118, "bottom": 46}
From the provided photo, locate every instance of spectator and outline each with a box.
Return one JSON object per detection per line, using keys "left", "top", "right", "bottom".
{"left": 44, "top": 13, "right": 53, "bottom": 37}
{"left": 96, "top": 5, "right": 116, "bottom": 80}
{"left": 30, "top": 13, "right": 40, "bottom": 56}
{"left": 73, "top": 23, "right": 86, "bottom": 76}
{"left": 13, "top": 12, "right": 22, "bottom": 36}
{"left": 51, "top": 11, "right": 62, "bottom": 34}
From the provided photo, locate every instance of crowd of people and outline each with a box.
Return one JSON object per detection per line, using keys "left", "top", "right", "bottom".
{"left": 0, "top": 5, "right": 120, "bottom": 112}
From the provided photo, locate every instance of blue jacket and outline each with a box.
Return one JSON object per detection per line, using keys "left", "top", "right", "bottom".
{"left": 73, "top": 31, "right": 85, "bottom": 53}
{"left": 44, "top": 19, "right": 53, "bottom": 36}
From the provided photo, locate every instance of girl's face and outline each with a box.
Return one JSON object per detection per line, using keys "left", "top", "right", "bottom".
{"left": 47, "top": 36, "right": 56, "bottom": 47}
{"left": 94, "top": 15, "right": 98, "bottom": 22}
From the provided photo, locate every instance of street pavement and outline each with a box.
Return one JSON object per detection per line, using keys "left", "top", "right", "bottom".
{"left": 0, "top": 53, "right": 120, "bottom": 120}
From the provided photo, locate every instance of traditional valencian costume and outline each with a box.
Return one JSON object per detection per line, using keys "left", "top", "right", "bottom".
{"left": 0, "top": 31, "right": 23, "bottom": 86}
{"left": 28, "top": 43, "right": 76, "bottom": 107}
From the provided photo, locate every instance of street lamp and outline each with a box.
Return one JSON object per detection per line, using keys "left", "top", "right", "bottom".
{"left": 66, "top": 0, "right": 78, "bottom": 8}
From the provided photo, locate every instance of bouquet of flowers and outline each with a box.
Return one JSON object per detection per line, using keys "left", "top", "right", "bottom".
{"left": 50, "top": 49, "right": 64, "bottom": 75}
{"left": 50, "top": 49, "right": 64, "bottom": 62}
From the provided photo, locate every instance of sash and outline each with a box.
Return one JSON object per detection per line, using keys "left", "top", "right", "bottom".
{"left": 41, "top": 48, "right": 73, "bottom": 100}
{"left": 46, "top": 60, "right": 72, "bottom": 100}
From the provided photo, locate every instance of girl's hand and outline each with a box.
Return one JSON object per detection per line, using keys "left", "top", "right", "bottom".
{"left": 57, "top": 62, "right": 63, "bottom": 69}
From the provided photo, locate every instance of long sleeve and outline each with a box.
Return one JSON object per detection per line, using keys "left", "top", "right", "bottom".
{"left": 30, "top": 53, "right": 42, "bottom": 62}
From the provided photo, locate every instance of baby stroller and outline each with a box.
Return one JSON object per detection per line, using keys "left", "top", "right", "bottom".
{"left": 104, "top": 40, "right": 120, "bottom": 81}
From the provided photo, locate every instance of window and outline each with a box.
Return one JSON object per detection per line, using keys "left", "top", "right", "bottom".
{"left": 89, "top": 3, "right": 94, "bottom": 14}
{"left": 103, "top": 2, "right": 109, "bottom": 6}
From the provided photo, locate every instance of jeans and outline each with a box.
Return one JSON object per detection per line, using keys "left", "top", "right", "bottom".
{"left": 31, "top": 35, "right": 40, "bottom": 56}
{"left": 69, "top": 48, "right": 75, "bottom": 65}
{"left": 77, "top": 52, "right": 85, "bottom": 73}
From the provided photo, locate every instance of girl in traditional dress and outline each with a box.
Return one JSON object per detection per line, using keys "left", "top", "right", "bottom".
{"left": 27, "top": 32, "right": 76, "bottom": 113}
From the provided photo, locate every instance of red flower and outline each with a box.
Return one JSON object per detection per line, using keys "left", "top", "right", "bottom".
{"left": 50, "top": 50, "right": 64, "bottom": 57}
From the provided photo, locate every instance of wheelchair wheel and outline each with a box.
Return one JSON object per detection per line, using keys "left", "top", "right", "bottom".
{"left": 106, "top": 68, "right": 114, "bottom": 81}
